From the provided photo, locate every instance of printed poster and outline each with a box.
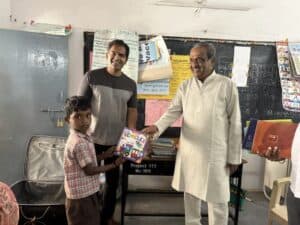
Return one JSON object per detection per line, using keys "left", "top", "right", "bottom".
{"left": 138, "top": 36, "right": 173, "bottom": 82}
{"left": 138, "top": 55, "right": 191, "bottom": 99}
{"left": 288, "top": 43, "right": 300, "bottom": 77}
{"left": 137, "top": 79, "right": 169, "bottom": 95}
{"left": 231, "top": 46, "right": 251, "bottom": 87}
{"left": 145, "top": 99, "right": 182, "bottom": 127}
{"left": 276, "top": 41, "right": 300, "bottom": 112}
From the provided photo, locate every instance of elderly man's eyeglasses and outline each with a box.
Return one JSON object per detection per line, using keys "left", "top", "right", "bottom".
{"left": 190, "top": 57, "right": 208, "bottom": 64}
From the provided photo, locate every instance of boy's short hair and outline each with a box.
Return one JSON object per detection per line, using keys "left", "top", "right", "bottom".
{"left": 107, "top": 39, "right": 130, "bottom": 59}
{"left": 64, "top": 96, "right": 91, "bottom": 119}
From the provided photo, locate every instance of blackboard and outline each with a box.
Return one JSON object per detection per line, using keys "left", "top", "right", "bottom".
{"left": 83, "top": 32, "right": 300, "bottom": 137}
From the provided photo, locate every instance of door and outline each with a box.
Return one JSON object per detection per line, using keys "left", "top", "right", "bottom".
{"left": 0, "top": 29, "right": 68, "bottom": 184}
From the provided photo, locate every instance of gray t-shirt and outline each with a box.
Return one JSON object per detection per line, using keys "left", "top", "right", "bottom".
{"left": 77, "top": 68, "right": 137, "bottom": 145}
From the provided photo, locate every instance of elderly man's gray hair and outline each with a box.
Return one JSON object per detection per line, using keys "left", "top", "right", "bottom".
{"left": 192, "top": 43, "right": 216, "bottom": 61}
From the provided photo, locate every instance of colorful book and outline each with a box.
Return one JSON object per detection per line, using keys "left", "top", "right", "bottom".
{"left": 115, "top": 128, "right": 148, "bottom": 162}
{"left": 251, "top": 121, "right": 298, "bottom": 159}
{"left": 243, "top": 119, "right": 293, "bottom": 151}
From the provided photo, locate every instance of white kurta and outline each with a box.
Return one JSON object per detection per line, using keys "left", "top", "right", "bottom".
{"left": 155, "top": 72, "right": 242, "bottom": 203}
{"left": 291, "top": 124, "right": 300, "bottom": 198}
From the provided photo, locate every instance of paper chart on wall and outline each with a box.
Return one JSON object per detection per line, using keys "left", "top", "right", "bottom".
{"left": 138, "top": 55, "right": 191, "bottom": 99}
{"left": 288, "top": 43, "right": 300, "bottom": 77}
{"left": 231, "top": 46, "right": 251, "bottom": 87}
{"left": 276, "top": 41, "right": 300, "bottom": 112}
{"left": 138, "top": 36, "right": 173, "bottom": 82}
{"left": 145, "top": 99, "right": 182, "bottom": 127}
{"left": 91, "top": 29, "right": 139, "bottom": 82}
{"left": 137, "top": 79, "right": 170, "bottom": 95}
{"left": 139, "top": 40, "right": 160, "bottom": 64}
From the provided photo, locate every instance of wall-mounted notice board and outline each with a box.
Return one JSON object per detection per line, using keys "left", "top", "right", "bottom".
{"left": 83, "top": 32, "right": 300, "bottom": 137}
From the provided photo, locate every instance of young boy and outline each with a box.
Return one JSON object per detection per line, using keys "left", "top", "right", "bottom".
{"left": 63, "top": 96, "right": 124, "bottom": 225}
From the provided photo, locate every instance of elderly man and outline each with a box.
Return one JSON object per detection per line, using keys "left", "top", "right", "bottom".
{"left": 143, "top": 43, "right": 242, "bottom": 225}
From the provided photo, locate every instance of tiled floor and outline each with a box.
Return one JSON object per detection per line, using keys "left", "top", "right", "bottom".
{"left": 116, "top": 191, "right": 269, "bottom": 225}
{"left": 18, "top": 191, "right": 269, "bottom": 225}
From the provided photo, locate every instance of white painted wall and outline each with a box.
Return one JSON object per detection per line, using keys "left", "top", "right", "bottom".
{"left": 242, "top": 152, "right": 265, "bottom": 191}
{"left": 9, "top": 0, "right": 300, "bottom": 41}
{"left": 3, "top": 0, "right": 298, "bottom": 189}
{"left": 9, "top": 0, "right": 300, "bottom": 95}
{"left": 0, "top": 0, "right": 10, "bottom": 27}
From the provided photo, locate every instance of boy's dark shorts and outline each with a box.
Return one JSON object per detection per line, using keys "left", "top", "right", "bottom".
{"left": 65, "top": 192, "right": 101, "bottom": 225}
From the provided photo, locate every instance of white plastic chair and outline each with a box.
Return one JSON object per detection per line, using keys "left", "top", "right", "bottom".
{"left": 267, "top": 177, "right": 291, "bottom": 225}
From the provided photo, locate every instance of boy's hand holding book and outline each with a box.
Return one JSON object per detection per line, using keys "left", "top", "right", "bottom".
{"left": 97, "top": 146, "right": 116, "bottom": 161}
{"left": 114, "top": 156, "right": 126, "bottom": 167}
{"left": 104, "top": 146, "right": 116, "bottom": 158}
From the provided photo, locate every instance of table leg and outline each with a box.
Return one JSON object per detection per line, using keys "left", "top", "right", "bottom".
{"left": 121, "top": 167, "right": 128, "bottom": 225}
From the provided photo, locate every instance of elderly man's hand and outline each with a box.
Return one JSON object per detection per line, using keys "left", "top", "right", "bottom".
{"left": 142, "top": 125, "right": 159, "bottom": 136}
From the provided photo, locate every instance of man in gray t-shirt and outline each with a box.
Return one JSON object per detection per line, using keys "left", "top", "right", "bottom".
{"left": 78, "top": 39, "right": 137, "bottom": 225}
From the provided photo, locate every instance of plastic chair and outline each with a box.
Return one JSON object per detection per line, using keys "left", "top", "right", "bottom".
{"left": 267, "top": 177, "right": 291, "bottom": 225}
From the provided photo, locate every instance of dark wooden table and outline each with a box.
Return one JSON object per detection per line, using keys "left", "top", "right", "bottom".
{"left": 121, "top": 157, "right": 245, "bottom": 225}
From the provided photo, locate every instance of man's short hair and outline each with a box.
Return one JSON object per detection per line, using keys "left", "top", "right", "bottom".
{"left": 64, "top": 96, "right": 91, "bottom": 119}
{"left": 108, "top": 39, "right": 130, "bottom": 59}
{"left": 192, "top": 43, "right": 216, "bottom": 62}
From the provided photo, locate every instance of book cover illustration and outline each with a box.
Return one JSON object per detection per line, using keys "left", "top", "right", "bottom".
{"left": 115, "top": 128, "right": 148, "bottom": 162}
{"left": 251, "top": 121, "right": 298, "bottom": 159}
{"left": 243, "top": 119, "right": 293, "bottom": 151}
